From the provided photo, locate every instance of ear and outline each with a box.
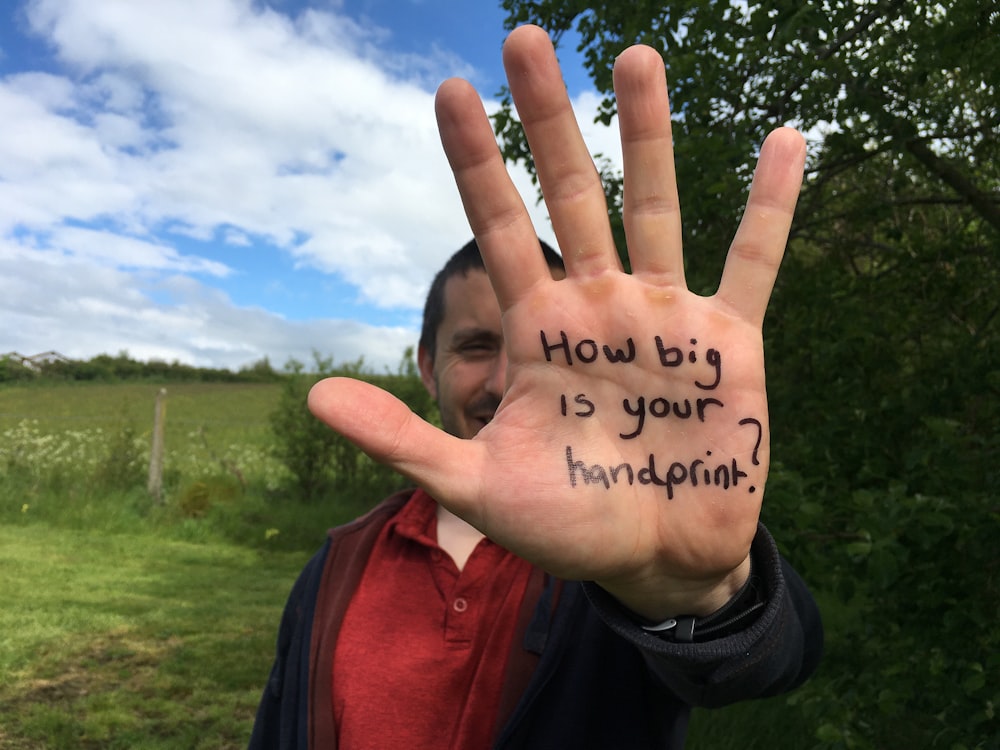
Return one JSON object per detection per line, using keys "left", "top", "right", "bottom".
{"left": 417, "top": 344, "right": 437, "bottom": 400}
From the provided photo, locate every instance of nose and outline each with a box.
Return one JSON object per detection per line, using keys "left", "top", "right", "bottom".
{"left": 486, "top": 348, "right": 508, "bottom": 396}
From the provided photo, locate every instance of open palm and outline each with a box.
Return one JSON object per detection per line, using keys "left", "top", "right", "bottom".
{"left": 308, "top": 25, "right": 806, "bottom": 620}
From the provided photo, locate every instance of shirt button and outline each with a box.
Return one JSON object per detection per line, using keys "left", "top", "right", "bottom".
{"left": 452, "top": 597, "right": 468, "bottom": 613}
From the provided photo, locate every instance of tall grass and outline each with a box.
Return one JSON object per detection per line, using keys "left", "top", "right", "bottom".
{"left": 0, "top": 382, "right": 287, "bottom": 495}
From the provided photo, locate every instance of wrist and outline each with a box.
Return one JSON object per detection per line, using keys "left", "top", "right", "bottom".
{"left": 598, "top": 554, "right": 752, "bottom": 623}
{"left": 637, "top": 556, "right": 765, "bottom": 642}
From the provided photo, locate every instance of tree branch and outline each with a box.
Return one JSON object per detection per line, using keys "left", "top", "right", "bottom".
{"left": 903, "top": 137, "right": 1000, "bottom": 233}
{"left": 768, "top": 0, "right": 908, "bottom": 119}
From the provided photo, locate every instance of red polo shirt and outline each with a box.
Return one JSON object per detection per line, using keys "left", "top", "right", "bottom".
{"left": 332, "top": 489, "right": 534, "bottom": 749}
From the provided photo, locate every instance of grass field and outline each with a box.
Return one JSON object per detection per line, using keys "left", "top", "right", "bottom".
{"left": 1, "top": 380, "right": 818, "bottom": 748}
{"left": 0, "top": 380, "right": 350, "bottom": 748}
{"left": 0, "top": 522, "right": 309, "bottom": 749}
{"left": 0, "top": 381, "right": 281, "bottom": 440}
{"left": 0, "top": 382, "right": 285, "bottom": 492}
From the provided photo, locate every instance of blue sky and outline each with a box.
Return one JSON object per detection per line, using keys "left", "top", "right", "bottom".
{"left": 0, "top": 0, "right": 616, "bottom": 371}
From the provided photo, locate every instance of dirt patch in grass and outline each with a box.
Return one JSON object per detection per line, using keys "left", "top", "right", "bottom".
{"left": 22, "top": 632, "right": 174, "bottom": 693}
{"left": 0, "top": 629, "right": 189, "bottom": 750}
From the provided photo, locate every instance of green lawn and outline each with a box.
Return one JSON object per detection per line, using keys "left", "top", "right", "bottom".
{"left": 0, "top": 523, "right": 309, "bottom": 749}
{"left": 0, "top": 516, "right": 815, "bottom": 749}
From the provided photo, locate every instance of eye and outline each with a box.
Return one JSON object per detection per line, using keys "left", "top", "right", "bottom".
{"left": 460, "top": 342, "right": 492, "bottom": 354}
{"left": 457, "top": 339, "right": 499, "bottom": 358}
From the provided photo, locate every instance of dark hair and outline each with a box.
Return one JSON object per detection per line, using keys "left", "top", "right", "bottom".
{"left": 419, "top": 237, "right": 563, "bottom": 361}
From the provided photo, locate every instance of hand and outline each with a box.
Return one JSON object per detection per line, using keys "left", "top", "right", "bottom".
{"left": 308, "top": 25, "right": 806, "bottom": 620}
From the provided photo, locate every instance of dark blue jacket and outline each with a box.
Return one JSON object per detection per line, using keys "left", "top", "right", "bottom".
{"left": 249, "top": 491, "right": 822, "bottom": 749}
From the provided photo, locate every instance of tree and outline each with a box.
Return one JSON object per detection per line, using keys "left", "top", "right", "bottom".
{"left": 494, "top": 2, "right": 999, "bottom": 747}
{"left": 0, "top": 356, "right": 35, "bottom": 382}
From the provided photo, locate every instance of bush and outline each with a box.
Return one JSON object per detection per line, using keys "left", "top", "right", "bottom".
{"left": 269, "top": 350, "right": 436, "bottom": 504}
{"left": 0, "top": 356, "right": 36, "bottom": 383}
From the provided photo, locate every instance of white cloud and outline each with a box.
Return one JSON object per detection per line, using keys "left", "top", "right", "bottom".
{"left": 44, "top": 226, "right": 232, "bottom": 275}
{"left": 2, "top": 0, "right": 619, "bottom": 370}
{"left": 10, "top": 0, "right": 488, "bottom": 296}
{"left": 573, "top": 90, "right": 623, "bottom": 167}
{"left": 0, "top": 233, "right": 415, "bottom": 370}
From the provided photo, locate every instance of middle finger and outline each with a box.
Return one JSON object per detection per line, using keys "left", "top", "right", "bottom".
{"left": 503, "top": 25, "right": 619, "bottom": 277}
{"left": 614, "top": 44, "right": 684, "bottom": 283}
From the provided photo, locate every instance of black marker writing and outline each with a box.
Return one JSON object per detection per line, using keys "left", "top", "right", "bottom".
{"left": 695, "top": 348, "right": 722, "bottom": 390}
{"left": 739, "top": 417, "right": 763, "bottom": 465}
{"left": 654, "top": 336, "right": 722, "bottom": 390}
{"left": 619, "top": 395, "right": 725, "bottom": 439}
{"left": 566, "top": 446, "right": 751, "bottom": 500}
{"left": 560, "top": 393, "right": 596, "bottom": 418}
{"left": 540, "top": 330, "right": 636, "bottom": 366}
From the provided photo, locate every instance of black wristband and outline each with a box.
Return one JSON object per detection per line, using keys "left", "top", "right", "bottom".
{"left": 639, "top": 562, "right": 766, "bottom": 643}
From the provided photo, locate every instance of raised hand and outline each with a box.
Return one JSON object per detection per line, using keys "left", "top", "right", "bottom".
{"left": 308, "top": 25, "right": 806, "bottom": 620}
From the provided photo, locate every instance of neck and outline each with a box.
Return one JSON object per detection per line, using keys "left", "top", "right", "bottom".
{"left": 435, "top": 504, "right": 485, "bottom": 571}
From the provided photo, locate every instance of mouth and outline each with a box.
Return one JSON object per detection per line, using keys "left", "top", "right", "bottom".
{"left": 471, "top": 414, "right": 494, "bottom": 432}
{"left": 467, "top": 397, "right": 501, "bottom": 435}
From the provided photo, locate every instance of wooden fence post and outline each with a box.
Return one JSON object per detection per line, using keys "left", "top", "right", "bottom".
{"left": 148, "top": 388, "right": 167, "bottom": 503}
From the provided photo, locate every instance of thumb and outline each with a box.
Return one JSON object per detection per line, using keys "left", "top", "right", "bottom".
{"left": 307, "top": 377, "right": 474, "bottom": 498}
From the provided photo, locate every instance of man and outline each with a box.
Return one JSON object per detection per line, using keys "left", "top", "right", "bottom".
{"left": 250, "top": 24, "right": 823, "bottom": 749}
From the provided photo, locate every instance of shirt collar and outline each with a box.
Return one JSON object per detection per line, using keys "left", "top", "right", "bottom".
{"left": 387, "top": 487, "right": 440, "bottom": 550}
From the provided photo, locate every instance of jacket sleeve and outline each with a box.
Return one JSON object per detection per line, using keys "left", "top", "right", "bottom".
{"left": 248, "top": 540, "right": 331, "bottom": 750}
{"left": 583, "top": 523, "right": 823, "bottom": 708}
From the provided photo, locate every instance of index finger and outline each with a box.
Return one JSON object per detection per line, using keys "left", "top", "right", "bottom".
{"left": 503, "top": 25, "right": 619, "bottom": 277}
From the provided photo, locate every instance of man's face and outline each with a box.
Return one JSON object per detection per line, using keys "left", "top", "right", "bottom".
{"left": 418, "top": 269, "right": 505, "bottom": 440}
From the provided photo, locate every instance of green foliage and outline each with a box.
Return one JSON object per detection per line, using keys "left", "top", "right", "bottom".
{"left": 497, "top": 2, "right": 998, "bottom": 747}
{"left": 92, "top": 413, "right": 146, "bottom": 492}
{"left": 497, "top": 1, "right": 999, "bottom": 284}
{"left": 269, "top": 352, "right": 347, "bottom": 503}
{"left": 268, "top": 349, "right": 437, "bottom": 504}
{"left": 0, "top": 355, "right": 37, "bottom": 382}
{"left": 0, "top": 351, "right": 286, "bottom": 384}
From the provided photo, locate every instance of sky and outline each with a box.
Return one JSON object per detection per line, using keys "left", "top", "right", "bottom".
{"left": 0, "top": 0, "right": 621, "bottom": 372}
